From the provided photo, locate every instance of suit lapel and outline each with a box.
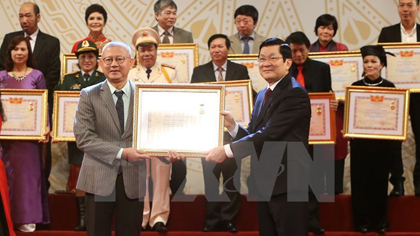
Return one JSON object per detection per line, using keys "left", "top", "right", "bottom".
{"left": 204, "top": 62, "right": 217, "bottom": 81}
{"left": 33, "top": 31, "right": 45, "bottom": 60}
{"left": 100, "top": 82, "right": 122, "bottom": 134}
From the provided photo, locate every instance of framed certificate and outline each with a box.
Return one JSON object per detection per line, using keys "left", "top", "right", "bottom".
{"left": 208, "top": 80, "right": 253, "bottom": 128}
{"left": 378, "top": 43, "right": 420, "bottom": 92}
{"left": 52, "top": 91, "right": 80, "bottom": 142}
{"left": 0, "top": 89, "right": 48, "bottom": 140}
{"left": 228, "top": 54, "right": 266, "bottom": 93}
{"left": 309, "top": 51, "right": 362, "bottom": 99}
{"left": 309, "top": 92, "right": 336, "bottom": 144}
{"left": 156, "top": 43, "right": 199, "bottom": 83}
{"left": 343, "top": 86, "right": 410, "bottom": 141}
{"left": 133, "top": 83, "right": 225, "bottom": 157}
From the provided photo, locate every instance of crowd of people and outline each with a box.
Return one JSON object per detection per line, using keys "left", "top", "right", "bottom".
{"left": 0, "top": 0, "right": 419, "bottom": 235}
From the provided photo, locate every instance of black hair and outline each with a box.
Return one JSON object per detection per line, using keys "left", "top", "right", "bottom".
{"left": 85, "top": 4, "right": 108, "bottom": 24}
{"left": 285, "top": 31, "right": 311, "bottom": 49}
{"left": 314, "top": 14, "right": 338, "bottom": 37}
{"left": 259, "top": 38, "right": 292, "bottom": 61}
{"left": 207, "top": 34, "right": 231, "bottom": 49}
{"left": 4, "top": 35, "right": 36, "bottom": 71}
{"left": 234, "top": 5, "right": 258, "bottom": 23}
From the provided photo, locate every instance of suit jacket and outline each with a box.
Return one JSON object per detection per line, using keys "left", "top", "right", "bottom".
{"left": 231, "top": 74, "right": 311, "bottom": 196}
{"left": 378, "top": 23, "right": 420, "bottom": 43}
{"left": 289, "top": 58, "right": 332, "bottom": 93}
{"left": 74, "top": 80, "right": 146, "bottom": 199}
{"left": 228, "top": 32, "right": 266, "bottom": 54}
{"left": 191, "top": 60, "right": 250, "bottom": 83}
{"left": 0, "top": 30, "right": 61, "bottom": 93}
{"left": 152, "top": 25, "right": 194, "bottom": 43}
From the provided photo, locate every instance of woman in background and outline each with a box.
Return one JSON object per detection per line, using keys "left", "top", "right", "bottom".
{"left": 0, "top": 36, "right": 50, "bottom": 232}
{"left": 71, "top": 4, "right": 111, "bottom": 54}
{"left": 310, "top": 13, "right": 348, "bottom": 195}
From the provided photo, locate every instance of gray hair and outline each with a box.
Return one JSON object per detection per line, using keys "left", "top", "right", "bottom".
{"left": 154, "top": 0, "right": 177, "bottom": 13}
{"left": 102, "top": 41, "right": 133, "bottom": 58}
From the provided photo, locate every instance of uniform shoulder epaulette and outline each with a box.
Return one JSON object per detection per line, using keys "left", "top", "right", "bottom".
{"left": 161, "top": 63, "right": 175, "bottom": 70}
{"left": 64, "top": 71, "right": 80, "bottom": 76}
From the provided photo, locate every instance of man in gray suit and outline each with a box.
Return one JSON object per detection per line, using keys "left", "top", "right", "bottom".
{"left": 228, "top": 5, "right": 266, "bottom": 54}
{"left": 74, "top": 41, "right": 149, "bottom": 236}
{"left": 152, "top": 0, "right": 194, "bottom": 44}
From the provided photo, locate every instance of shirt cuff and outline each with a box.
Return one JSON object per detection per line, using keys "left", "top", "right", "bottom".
{"left": 228, "top": 122, "right": 239, "bottom": 139}
{"left": 117, "top": 148, "right": 123, "bottom": 159}
{"left": 224, "top": 144, "right": 234, "bottom": 158}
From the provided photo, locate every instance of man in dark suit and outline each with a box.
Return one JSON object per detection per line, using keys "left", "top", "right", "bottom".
{"left": 378, "top": 0, "right": 419, "bottom": 196}
{"left": 152, "top": 0, "right": 194, "bottom": 44}
{"left": 205, "top": 37, "right": 311, "bottom": 236}
{"left": 152, "top": 0, "right": 194, "bottom": 197}
{"left": 191, "top": 34, "right": 249, "bottom": 232}
{"left": 0, "top": 2, "right": 61, "bottom": 189}
{"left": 286, "top": 31, "right": 333, "bottom": 235}
{"left": 74, "top": 41, "right": 149, "bottom": 236}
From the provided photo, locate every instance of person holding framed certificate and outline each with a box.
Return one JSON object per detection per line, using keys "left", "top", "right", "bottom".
{"left": 349, "top": 45, "right": 400, "bottom": 234}
{"left": 0, "top": 35, "right": 50, "bottom": 232}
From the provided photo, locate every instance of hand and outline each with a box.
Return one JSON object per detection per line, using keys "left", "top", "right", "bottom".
{"left": 39, "top": 126, "right": 50, "bottom": 143}
{"left": 122, "top": 148, "right": 151, "bottom": 162}
{"left": 330, "top": 99, "right": 339, "bottom": 111}
{"left": 167, "top": 150, "right": 185, "bottom": 162}
{"left": 221, "top": 111, "right": 235, "bottom": 131}
{"left": 50, "top": 131, "right": 59, "bottom": 143}
{"left": 205, "top": 146, "right": 227, "bottom": 163}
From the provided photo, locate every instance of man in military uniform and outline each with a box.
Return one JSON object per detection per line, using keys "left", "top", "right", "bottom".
{"left": 58, "top": 40, "right": 105, "bottom": 231}
{"left": 128, "top": 27, "right": 178, "bottom": 233}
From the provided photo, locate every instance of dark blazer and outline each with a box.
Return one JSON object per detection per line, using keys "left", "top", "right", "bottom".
{"left": 378, "top": 23, "right": 420, "bottom": 43}
{"left": 0, "top": 30, "right": 61, "bottom": 92}
{"left": 231, "top": 74, "right": 311, "bottom": 196}
{"left": 290, "top": 58, "right": 332, "bottom": 93}
{"left": 191, "top": 60, "right": 250, "bottom": 83}
{"left": 152, "top": 25, "right": 194, "bottom": 43}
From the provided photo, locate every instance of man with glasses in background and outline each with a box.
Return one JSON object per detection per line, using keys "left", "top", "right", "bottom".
{"left": 228, "top": 5, "right": 266, "bottom": 54}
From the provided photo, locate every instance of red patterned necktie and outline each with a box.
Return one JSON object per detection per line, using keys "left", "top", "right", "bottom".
{"left": 296, "top": 65, "right": 305, "bottom": 87}
{"left": 263, "top": 88, "right": 272, "bottom": 106}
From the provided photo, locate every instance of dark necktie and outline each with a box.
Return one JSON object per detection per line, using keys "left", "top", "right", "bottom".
{"left": 114, "top": 90, "right": 124, "bottom": 133}
{"left": 83, "top": 73, "right": 90, "bottom": 82}
{"left": 146, "top": 68, "right": 152, "bottom": 79}
{"left": 162, "top": 31, "right": 170, "bottom": 44}
{"left": 263, "top": 88, "right": 272, "bottom": 106}
{"left": 242, "top": 36, "right": 251, "bottom": 54}
{"left": 296, "top": 65, "right": 305, "bottom": 87}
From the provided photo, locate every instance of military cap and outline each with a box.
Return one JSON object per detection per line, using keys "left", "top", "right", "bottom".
{"left": 132, "top": 27, "right": 161, "bottom": 47}
{"left": 75, "top": 40, "right": 99, "bottom": 57}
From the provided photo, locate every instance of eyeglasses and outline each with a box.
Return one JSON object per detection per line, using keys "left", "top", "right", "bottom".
{"left": 257, "top": 56, "right": 283, "bottom": 64}
{"left": 102, "top": 56, "right": 128, "bottom": 65}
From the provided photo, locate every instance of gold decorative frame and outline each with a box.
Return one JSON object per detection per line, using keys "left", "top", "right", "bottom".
{"left": 155, "top": 43, "right": 199, "bottom": 83}
{"left": 0, "top": 89, "right": 48, "bottom": 140}
{"left": 133, "top": 83, "right": 225, "bottom": 157}
{"left": 377, "top": 42, "right": 420, "bottom": 93}
{"left": 343, "top": 86, "right": 410, "bottom": 141}
{"left": 309, "top": 92, "right": 336, "bottom": 145}
{"left": 309, "top": 50, "right": 362, "bottom": 99}
{"left": 228, "top": 54, "right": 266, "bottom": 92}
{"left": 208, "top": 79, "right": 254, "bottom": 128}
{"left": 52, "top": 91, "right": 80, "bottom": 142}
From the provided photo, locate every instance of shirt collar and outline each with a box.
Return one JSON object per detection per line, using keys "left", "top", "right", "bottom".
{"left": 400, "top": 22, "right": 417, "bottom": 36}
{"left": 158, "top": 25, "right": 174, "bottom": 36}
{"left": 24, "top": 28, "right": 39, "bottom": 38}
{"left": 239, "top": 31, "right": 256, "bottom": 40}
{"left": 81, "top": 70, "right": 94, "bottom": 77}
{"left": 212, "top": 60, "right": 228, "bottom": 71}
{"left": 107, "top": 80, "right": 132, "bottom": 98}
{"left": 268, "top": 76, "right": 283, "bottom": 91}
